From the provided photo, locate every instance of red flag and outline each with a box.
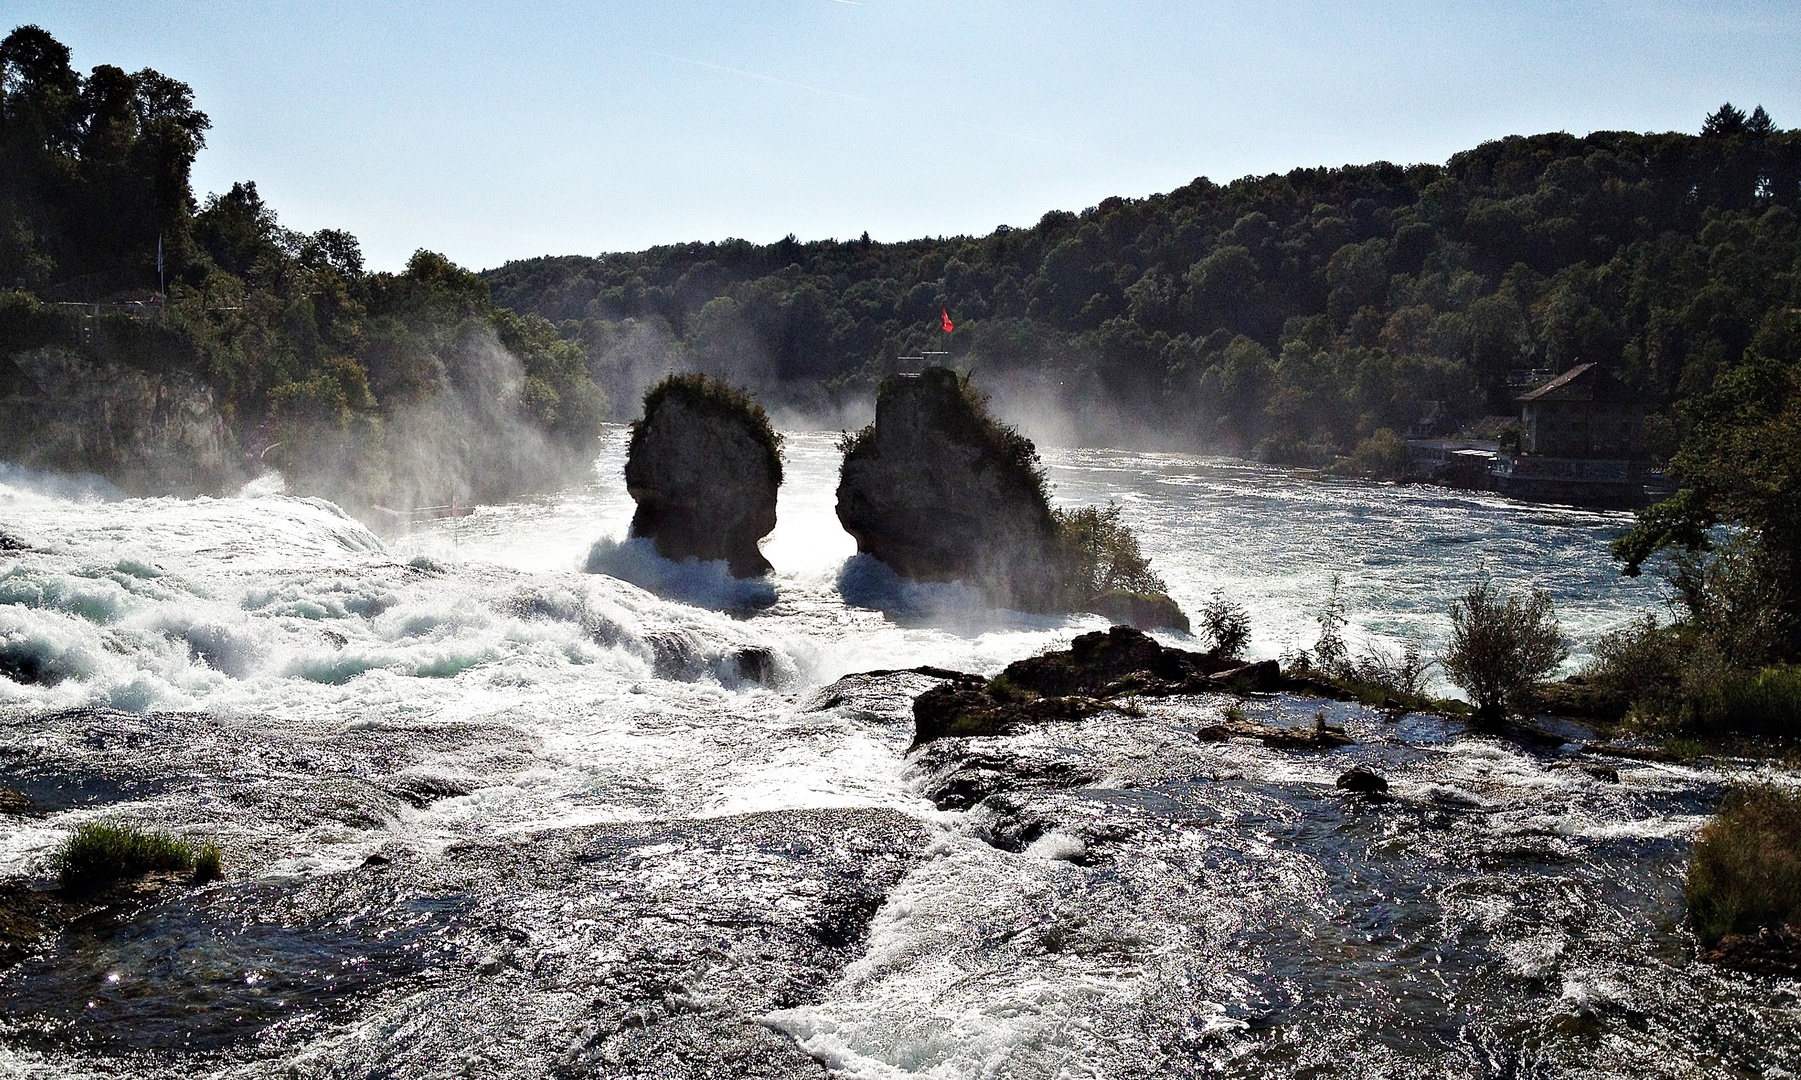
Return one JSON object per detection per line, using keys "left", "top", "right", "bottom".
{"left": 941, "top": 308, "right": 954, "bottom": 333}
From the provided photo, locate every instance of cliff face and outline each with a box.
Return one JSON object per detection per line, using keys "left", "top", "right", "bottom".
{"left": 624, "top": 376, "right": 781, "bottom": 577}
{"left": 0, "top": 348, "right": 232, "bottom": 495}
{"left": 835, "top": 368, "right": 1063, "bottom": 611}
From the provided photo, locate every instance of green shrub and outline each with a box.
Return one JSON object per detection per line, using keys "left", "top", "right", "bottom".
{"left": 1345, "top": 428, "right": 1411, "bottom": 480}
{"left": 1583, "top": 614, "right": 1685, "bottom": 696}
{"left": 1442, "top": 574, "right": 1568, "bottom": 721}
{"left": 1196, "top": 591, "right": 1251, "bottom": 659}
{"left": 1666, "top": 537, "right": 1792, "bottom": 671}
{"left": 1342, "top": 640, "right": 1433, "bottom": 707}
{"left": 1054, "top": 502, "right": 1165, "bottom": 597}
{"left": 193, "top": 843, "right": 223, "bottom": 884}
{"left": 52, "top": 821, "right": 219, "bottom": 891}
{"left": 1686, "top": 784, "right": 1801, "bottom": 947}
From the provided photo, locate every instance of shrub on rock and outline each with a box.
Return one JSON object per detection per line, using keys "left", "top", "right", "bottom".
{"left": 837, "top": 367, "right": 1184, "bottom": 626}
{"left": 625, "top": 374, "right": 782, "bottom": 577}
{"left": 1442, "top": 574, "right": 1567, "bottom": 721}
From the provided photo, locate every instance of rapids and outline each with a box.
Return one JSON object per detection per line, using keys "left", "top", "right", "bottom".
{"left": 0, "top": 428, "right": 1791, "bottom": 1078}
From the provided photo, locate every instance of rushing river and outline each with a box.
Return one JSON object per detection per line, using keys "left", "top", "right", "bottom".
{"left": 0, "top": 429, "right": 1792, "bottom": 1078}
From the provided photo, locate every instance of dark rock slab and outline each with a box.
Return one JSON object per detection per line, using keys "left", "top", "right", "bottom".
{"left": 1196, "top": 718, "right": 1354, "bottom": 750}
{"left": 1091, "top": 589, "right": 1190, "bottom": 633}
{"left": 3, "top": 807, "right": 932, "bottom": 1077}
{"left": 1336, "top": 766, "right": 1389, "bottom": 793}
{"left": 909, "top": 627, "right": 1260, "bottom": 746}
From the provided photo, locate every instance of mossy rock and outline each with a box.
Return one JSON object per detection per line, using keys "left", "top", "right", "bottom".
{"left": 1090, "top": 590, "right": 1189, "bottom": 633}
{"left": 836, "top": 367, "right": 1063, "bottom": 611}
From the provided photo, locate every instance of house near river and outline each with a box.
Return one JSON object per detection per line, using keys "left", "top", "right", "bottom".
{"left": 1408, "top": 363, "right": 1654, "bottom": 508}
{"left": 1491, "top": 362, "right": 1648, "bottom": 508}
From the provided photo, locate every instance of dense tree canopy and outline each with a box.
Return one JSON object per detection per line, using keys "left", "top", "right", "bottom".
{"left": 0, "top": 24, "right": 606, "bottom": 486}
{"left": 3, "top": 21, "right": 1799, "bottom": 600}
{"left": 488, "top": 106, "right": 1800, "bottom": 469}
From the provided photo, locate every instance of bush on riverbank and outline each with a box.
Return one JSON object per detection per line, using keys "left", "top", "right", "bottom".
{"left": 1579, "top": 538, "right": 1801, "bottom": 741}
{"left": 1443, "top": 575, "right": 1567, "bottom": 721}
{"left": 1687, "top": 784, "right": 1801, "bottom": 948}
{"left": 53, "top": 821, "right": 221, "bottom": 891}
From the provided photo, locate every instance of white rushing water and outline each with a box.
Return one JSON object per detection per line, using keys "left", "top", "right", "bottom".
{"left": 3, "top": 429, "right": 1787, "bottom": 1079}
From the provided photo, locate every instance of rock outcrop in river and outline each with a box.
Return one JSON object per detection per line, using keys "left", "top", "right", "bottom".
{"left": 0, "top": 347, "right": 231, "bottom": 495}
{"left": 836, "top": 367, "right": 1187, "bottom": 627}
{"left": 910, "top": 625, "right": 1302, "bottom": 745}
{"left": 835, "top": 367, "right": 1067, "bottom": 612}
{"left": 624, "top": 374, "right": 782, "bottom": 577}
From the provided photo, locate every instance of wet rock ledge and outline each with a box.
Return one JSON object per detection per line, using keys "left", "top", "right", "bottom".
{"left": 625, "top": 374, "right": 783, "bottom": 577}
{"left": 908, "top": 625, "right": 1345, "bottom": 748}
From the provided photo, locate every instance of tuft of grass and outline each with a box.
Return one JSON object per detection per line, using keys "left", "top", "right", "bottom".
{"left": 1707, "top": 665, "right": 1801, "bottom": 737}
{"left": 984, "top": 673, "right": 1034, "bottom": 703}
{"left": 1686, "top": 784, "right": 1801, "bottom": 947}
{"left": 193, "top": 843, "right": 223, "bottom": 883}
{"left": 1661, "top": 737, "right": 1705, "bottom": 762}
{"left": 52, "top": 821, "right": 221, "bottom": 891}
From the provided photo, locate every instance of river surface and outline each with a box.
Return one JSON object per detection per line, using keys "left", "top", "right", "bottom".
{"left": 0, "top": 429, "right": 1792, "bottom": 1078}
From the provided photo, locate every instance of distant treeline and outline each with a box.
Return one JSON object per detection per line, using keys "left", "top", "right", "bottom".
{"left": 487, "top": 106, "right": 1800, "bottom": 464}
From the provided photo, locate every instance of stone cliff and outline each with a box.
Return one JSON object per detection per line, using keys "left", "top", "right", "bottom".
{"left": 0, "top": 348, "right": 232, "bottom": 495}
{"left": 624, "top": 374, "right": 782, "bottom": 577}
{"left": 835, "top": 367, "right": 1064, "bottom": 611}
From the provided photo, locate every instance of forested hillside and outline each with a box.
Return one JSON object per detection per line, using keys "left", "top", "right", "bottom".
{"left": 0, "top": 25, "right": 603, "bottom": 504}
{"left": 488, "top": 108, "right": 1801, "bottom": 465}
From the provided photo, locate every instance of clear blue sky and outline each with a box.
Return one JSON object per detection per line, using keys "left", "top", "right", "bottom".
{"left": 14, "top": 1, "right": 1800, "bottom": 272}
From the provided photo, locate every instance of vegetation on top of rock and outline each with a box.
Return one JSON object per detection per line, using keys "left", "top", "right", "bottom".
{"left": 837, "top": 367, "right": 1184, "bottom": 624}
{"left": 630, "top": 373, "right": 783, "bottom": 488}
{"left": 52, "top": 820, "right": 221, "bottom": 891}
{"left": 1686, "top": 784, "right": 1801, "bottom": 949}
{"left": 1576, "top": 533, "right": 1801, "bottom": 742}
{"left": 1195, "top": 591, "right": 1252, "bottom": 660}
{"left": 1279, "top": 575, "right": 1441, "bottom": 711}
{"left": 840, "top": 367, "right": 1047, "bottom": 518}
{"left": 623, "top": 372, "right": 784, "bottom": 577}
{"left": 1052, "top": 503, "right": 1164, "bottom": 596}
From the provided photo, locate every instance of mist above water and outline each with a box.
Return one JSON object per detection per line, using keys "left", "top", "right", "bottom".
{"left": 274, "top": 329, "right": 595, "bottom": 521}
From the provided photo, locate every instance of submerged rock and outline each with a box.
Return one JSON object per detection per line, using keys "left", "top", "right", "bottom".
{"left": 624, "top": 374, "right": 782, "bottom": 577}
{"left": 1196, "top": 717, "right": 1354, "bottom": 750}
{"left": 836, "top": 367, "right": 1065, "bottom": 611}
{"left": 1336, "top": 766, "right": 1389, "bottom": 793}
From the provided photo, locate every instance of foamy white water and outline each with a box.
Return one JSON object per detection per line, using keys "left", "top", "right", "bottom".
{"left": 1, "top": 430, "right": 1788, "bottom": 1079}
